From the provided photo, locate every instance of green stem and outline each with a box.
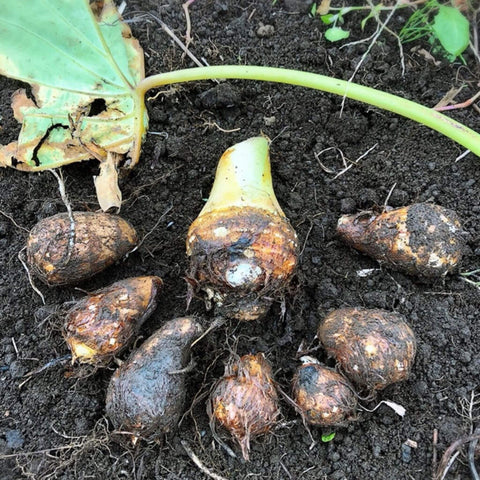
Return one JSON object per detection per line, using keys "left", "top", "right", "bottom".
{"left": 137, "top": 65, "right": 480, "bottom": 157}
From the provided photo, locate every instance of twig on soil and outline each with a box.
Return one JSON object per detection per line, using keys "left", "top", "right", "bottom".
{"left": 341, "top": 0, "right": 406, "bottom": 77}
{"left": 459, "top": 270, "right": 480, "bottom": 290}
{"left": 433, "top": 428, "right": 438, "bottom": 480}
{"left": 8, "top": 418, "right": 113, "bottom": 480}
{"left": 358, "top": 399, "right": 406, "bottom": 417}
{"left": 315, "top": 146, "right": 346, "bottom": 174}
{"left": 125, "top": 12, "right": 205, "bottom": 70}
{"left": 469, "top": 426, "right": 480, "bottom": 480}
{"left": 155, "top": 457, "right": 182, "bottom": 480}
{"left": 434, "top": 86, "right": 465, "bottom": 109}
{"left": 191, "top": 316, "right": 227, "bottom": 348}
{"left": 434, "top": 432, "right": 480, "bottom": 480}
{"left": 315, "top": 144, "right": 378, "bottom": 181}
{"left": 455, "top": 149, "right": 472, "bottom": 162}
{"left": 202, "top": 120, "right": 241, "bottom": 133}
{"left": 279, "top": 456, "right": 293, "bottom": 480}
{"left": 19, "top": 354, "right": 72, "bottom": 389}
{"left": 11, "top": 337, "right": 19, "bottom": 356}
{"left": 456, "top": 389, "right": 480, "bottom": 428}
{"left": 152, "top": 14, "right": 203, "bottom": 68}
{"left": 299, "top": 465, "right": 316, "bottom": 477}
{"left": 124, "top": 166, "right": 182, "bottom": 206}
{"left": 181, "top": 440, "right": 228, "bottom": 480}
{"left": 383, "top": 182, "right": 397, "bottom": 211}
{"left": 457, "top": 390, "right": 480, "bottom": 480}
{"left": 18, "top": 247, "right": 45, "bottom": 305}
{"left": 297, "top": 213, "right": 323, "bottom": 257}
{"left": 434, "top": 91, "right": 480, "bottom": 112}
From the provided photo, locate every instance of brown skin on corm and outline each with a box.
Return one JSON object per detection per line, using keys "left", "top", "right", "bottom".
{"left": 209, "top": 353, "right": 280, "bottom": 460}
{"left": 106, "top": 317, "right": 203, "bottom": 443}
{"left": 337, "top": 203, "right": 464, "bottom": 277}
{"left": 27, "top": 211, "right": 138, "bottom": 285}
{"left": 64, "top": 276, "right": 163, "bottom": 365}
{"left": 187, "top": 206, "right": 298, "bottom": 321}
{"left": 293, "top": 363, "right": 357, "bottom": 426}
{"left": 318, "top": 307, "right": 416, "bottom": 392}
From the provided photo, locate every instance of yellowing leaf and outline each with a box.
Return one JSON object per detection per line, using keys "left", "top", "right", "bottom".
{"left": 0, "top": 0, "right": 148, "bottom": 183}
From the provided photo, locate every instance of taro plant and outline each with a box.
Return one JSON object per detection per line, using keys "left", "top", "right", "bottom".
{"left": 0, "top": 0, "right": 479, "bottom": 211}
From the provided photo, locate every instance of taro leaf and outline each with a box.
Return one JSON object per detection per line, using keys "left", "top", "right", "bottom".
{"left": 0, "top": 0, "right": 148, "bottom": 210}
{"left": 432, "top": 6, "right": 470, "bottom": 58}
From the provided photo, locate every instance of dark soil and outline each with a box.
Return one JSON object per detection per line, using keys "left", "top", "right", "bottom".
{"left": 1, "top": 1, "right": 479, "bottom": 479}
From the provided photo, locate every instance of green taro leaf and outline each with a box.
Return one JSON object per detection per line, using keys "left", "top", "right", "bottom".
{"left": 325, "top": 27, "right": 350, "bottom": 42}
{"left": 432, "top": 6, "right": 470, "bottom": 58}
{"left": 0, "top": 0, "right": 148, "bottom": 192}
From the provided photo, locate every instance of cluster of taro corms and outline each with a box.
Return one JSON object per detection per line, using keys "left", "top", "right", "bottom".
{"left": 26, "top": 137, "right": 465, "bottom": 459}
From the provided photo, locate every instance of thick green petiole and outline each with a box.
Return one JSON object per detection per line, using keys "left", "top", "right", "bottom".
{"left": 137, "top": 65, "right": 480, "bottom": 158}
{"left": 197, "top": 137, "right": 284, "bottom": 218}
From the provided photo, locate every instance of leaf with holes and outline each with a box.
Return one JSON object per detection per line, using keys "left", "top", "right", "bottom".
{"left": 0, "top": 0, "right": 148, "bottom": 211}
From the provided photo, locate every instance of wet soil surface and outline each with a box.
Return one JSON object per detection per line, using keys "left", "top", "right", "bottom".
{"left": 1, "top": 1, "right": 479, "bottom": 479}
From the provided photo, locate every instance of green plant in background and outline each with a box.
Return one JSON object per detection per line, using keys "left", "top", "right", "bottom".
{"left": 317, "top": 4, "right": 367, "bottom": 42}
{"left": 316, "top": 0, "right": 470, "bottom": 61}
{"left": 320, "top": 10, "right": 351, "bottom": 42}
{"left": 315, "top": 1, "right": 393, "bottom": 43}
{"left": 399, "top": 0, "right": 470, "bottom": 61}
{"left": 0, "top": 0, "right": 479, "bottom": 211}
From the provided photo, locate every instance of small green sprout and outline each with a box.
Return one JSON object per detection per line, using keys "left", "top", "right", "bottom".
{"left": 321, "top": 432, "right": 336, "bottom": 442}
{"left": 320, "top": 6, "right": 353, "bottom": 42}
{"left": 325, "top": 27, "right": 350, "bottom": 42}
